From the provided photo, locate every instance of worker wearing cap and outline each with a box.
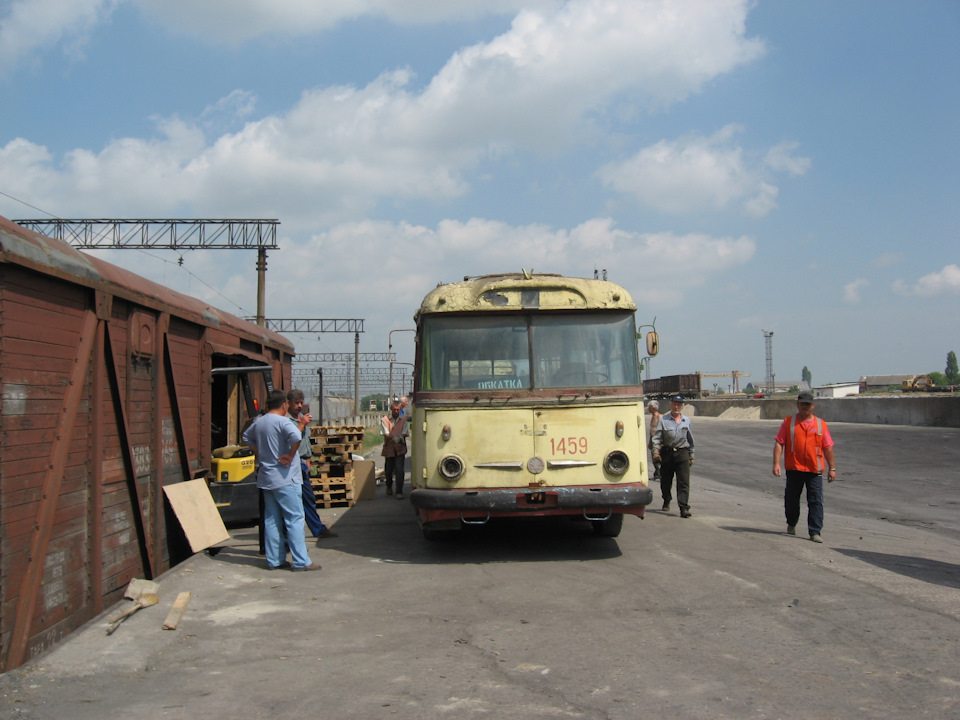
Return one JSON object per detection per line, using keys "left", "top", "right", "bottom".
{"left": 772, "top": 390, "right": 837, "bottom": 543}
{"left": 651, "top": 395, "right": 695, "bottom": 518}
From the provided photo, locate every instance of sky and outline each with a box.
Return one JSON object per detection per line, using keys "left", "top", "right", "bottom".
{"left": 1, "top": 0, "right": 958, "bottom": 396}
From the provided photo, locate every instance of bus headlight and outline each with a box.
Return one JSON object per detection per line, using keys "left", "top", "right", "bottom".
{"left": 604, "top": 450, "right": 629, "bottom": 476}
{"left": 438, "top": 454, "right": 465, "bottom": 480}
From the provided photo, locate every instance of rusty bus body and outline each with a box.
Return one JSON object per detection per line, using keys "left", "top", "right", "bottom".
{"left": 410, "top": 273, "right": 654, "bottom": 540}
{"left": 0, "top": 216, "right": 293, "bottom": 671}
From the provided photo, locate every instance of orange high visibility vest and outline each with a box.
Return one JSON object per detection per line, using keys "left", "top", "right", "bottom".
{"left": 785, "top": 416, "right": 825, "bottom": 473}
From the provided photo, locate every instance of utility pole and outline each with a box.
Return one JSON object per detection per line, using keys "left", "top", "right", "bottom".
{"left": 762, "top": 330, "right": 775, "bottom": 394}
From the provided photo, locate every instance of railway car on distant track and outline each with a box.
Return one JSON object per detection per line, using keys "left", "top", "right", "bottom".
{"left": 0, "top": 215, "right": 293, "bottom": 672}
{"left": 643, "top": 373, "right": 703, "bottom": 399}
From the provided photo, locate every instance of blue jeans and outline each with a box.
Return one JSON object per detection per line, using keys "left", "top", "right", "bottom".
{"left": 784, "top": 470, "right": 824, "bottom": 535}
{"left": 300, "top": 462, "right": 328, "bottom": 536}
{"left": 263, "top": 482, "right": 312, "bottom": 568}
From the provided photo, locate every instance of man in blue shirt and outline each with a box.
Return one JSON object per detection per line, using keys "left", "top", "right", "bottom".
{"left": 242, "top": 389, "right": 320, "bottom": 571}
{"left": 651, "top": 395, "right": 696, "bottom": 518}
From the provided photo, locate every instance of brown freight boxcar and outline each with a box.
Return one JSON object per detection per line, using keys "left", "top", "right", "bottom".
{"left": 0, "top": 215, "right": 294, "bottom": 671}
{"left": 642, "top": 373, "right": 703, "bottom": 399}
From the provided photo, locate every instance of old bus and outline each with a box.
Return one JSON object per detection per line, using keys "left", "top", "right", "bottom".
{"left": 410, "top": 272, "right": 658, "bottom": 540}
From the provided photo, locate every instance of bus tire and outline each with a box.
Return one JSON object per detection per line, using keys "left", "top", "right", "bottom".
{"left": 592, "top": 513, "right": 624, "bottom": 537}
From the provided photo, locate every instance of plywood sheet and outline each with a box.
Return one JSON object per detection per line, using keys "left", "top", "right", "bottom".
{"left": 162, "top": 479, "right": 230, "bottom": 552}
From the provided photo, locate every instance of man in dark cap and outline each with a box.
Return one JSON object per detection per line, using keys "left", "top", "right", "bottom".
{"left": 772, "top": 390, "right": 837, "bottom": 543}
{"left": 651, "top": 395, "right": 695, "bottom": 517}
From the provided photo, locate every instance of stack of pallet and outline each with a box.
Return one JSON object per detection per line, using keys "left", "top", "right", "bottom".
{"left": 308, "top": 425, "right": 364, "bottom": 509}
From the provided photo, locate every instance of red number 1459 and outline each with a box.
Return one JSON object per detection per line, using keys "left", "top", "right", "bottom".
{"left": 551, "top": 437, "right": 588, "bottom": 455}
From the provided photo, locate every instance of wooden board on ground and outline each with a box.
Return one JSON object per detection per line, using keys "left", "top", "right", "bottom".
{"left": 163, "top": 592, "right": 192, "bottom": 630}
{"left": 353, "top": 460, "right": 376, "bottom": 501}
{"left": 162, "top": 479, "right": 230, "bottom": 552}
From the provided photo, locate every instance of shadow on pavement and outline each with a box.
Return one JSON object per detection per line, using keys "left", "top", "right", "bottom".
{"left": 833, "top": 549, "right": 960, "bottom": 589}
{"left": 324, "top": 493, "right": 624, "bottom": 564}
{"left": 211, "top": 486, "right": 625, "bottom": 568}
{"left": 718, "top": 525, "right": 793, "bottom": 536}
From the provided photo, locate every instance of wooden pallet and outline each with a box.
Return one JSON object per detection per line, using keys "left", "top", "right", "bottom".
{"left": 311, "top": 461, "right": 351, "bottom": 477}
{"left": 310, "top": 477, "right": 356, "bottom": 509}
{"left": 310, "top": 425, "right": 364, "bottom": 455}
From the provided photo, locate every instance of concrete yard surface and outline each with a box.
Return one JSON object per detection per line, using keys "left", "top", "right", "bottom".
{"left": 1, "top": 419, "right": 959, "bottom": 719}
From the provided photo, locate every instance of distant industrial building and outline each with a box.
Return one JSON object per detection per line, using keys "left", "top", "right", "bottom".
{"left": 814, "top": 383, "right": 860, "bottom": 399}
{"left": 859, "top": 375, "right": 916, "bottom": 392}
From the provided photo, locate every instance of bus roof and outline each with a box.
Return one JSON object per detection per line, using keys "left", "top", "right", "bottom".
{"left": 416, "top": 272, "right": 636, "bottom": 318}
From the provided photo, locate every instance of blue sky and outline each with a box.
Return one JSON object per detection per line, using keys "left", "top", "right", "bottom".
{"left": 1, "top": 0, "right": 958, "bottom": 395}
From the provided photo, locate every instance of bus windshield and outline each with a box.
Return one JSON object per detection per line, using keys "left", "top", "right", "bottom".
{"left": 420, "top": 312, "right": 639, "bottom": 390}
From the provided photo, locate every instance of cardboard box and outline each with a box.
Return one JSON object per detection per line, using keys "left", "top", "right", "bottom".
{"left": 353, "top": 460, "right": 376, "bottom": 501}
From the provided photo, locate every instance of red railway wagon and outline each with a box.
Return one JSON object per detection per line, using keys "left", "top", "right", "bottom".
{"left": 0, "top": 215, "right": 294, "bottom": 671}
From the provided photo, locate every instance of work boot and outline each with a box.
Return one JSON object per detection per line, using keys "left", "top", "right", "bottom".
{"left": 680, "top": 509, "right": 692, "bottom": 518}
{"left": 662, "top": 501, "right": 670, "bottom": 512}
{"left": 810, "top": 534, "right": 823, "bottom": 543}
{"left": 787, "top": 525, "right": 796, "bottom": 536}
{"left": 386, "top": 485, "right": 393, "bottom": 496}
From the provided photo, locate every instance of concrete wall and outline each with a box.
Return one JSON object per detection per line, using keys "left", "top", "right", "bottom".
{"left": 688, "top": 396, "right": 960, "bottom": 428}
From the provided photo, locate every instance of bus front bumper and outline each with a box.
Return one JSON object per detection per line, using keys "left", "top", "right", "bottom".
{"left": 410, "top": 485, "right": 653, "bottom": 513}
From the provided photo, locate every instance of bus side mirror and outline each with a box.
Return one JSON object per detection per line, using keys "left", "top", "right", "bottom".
{"left": 646, "top": 331, "right": 660, "bottom": 357}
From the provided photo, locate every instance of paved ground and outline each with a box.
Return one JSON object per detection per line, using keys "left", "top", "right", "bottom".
{"left": 2, "top": 418, "right": 959, "bottom": 719}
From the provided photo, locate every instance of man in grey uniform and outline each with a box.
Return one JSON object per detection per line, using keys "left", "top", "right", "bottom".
{"left": 651, "top": 395, "right": 695, "bottom": 518}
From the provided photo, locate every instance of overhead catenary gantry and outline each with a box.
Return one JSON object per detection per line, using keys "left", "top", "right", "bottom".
{"left": 292, "top": 367, "right": 393, "bottom": 378}
{"left": 264, "top": 319, "right": 364, "bottom": 333}
{"left": 13, "top": 218, "right": 279, "bottom": 325}
{"left": 700, "top": 371, "right": 751, "bottom": 394}
{"left": 294, "top": 352, "right": 395, "bottom": 363}
{"left": 263, "top": 319, "right": 366, "bottom": 415}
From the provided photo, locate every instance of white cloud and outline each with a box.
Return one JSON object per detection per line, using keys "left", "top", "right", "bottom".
{"left": 133, "top": 0, "right": 542, "bottom": 42}
{"left": 284, "top": 218, "right": 755, "bottom": 321}
{"left": 199, "top": 90, "right": 258, "bottom": 135}
{"left": 0, "top": 2, "right": 766, "bottom": 226}
{"left": 78, "top": 216, "right": 752, "bottom": 359}
{"left": 843, "top": 278, "right": 868, "bottom": 303}
{"left": 597, "top": 125, "right": 810, "bottom": 217}
{"left": 893, "top": 264, "right": 960, "bottom": 297}
{"left": 0, "top": 0, "right": 113, "bottom": 76}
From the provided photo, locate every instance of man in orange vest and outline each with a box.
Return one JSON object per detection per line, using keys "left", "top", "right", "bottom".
{"left": 772, "top": 390, "right": 837, "bottom": 543}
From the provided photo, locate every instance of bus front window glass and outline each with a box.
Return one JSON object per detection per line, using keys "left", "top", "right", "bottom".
{"left": 531, "top": 313, "right": 639, "bottom": 389}
{"left": 421, "top": 316, "right": 530, "bottom": 390}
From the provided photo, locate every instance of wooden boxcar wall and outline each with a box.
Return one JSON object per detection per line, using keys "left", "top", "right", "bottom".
{"left": 1, "top": 237, "right": 290, "bottom": 672}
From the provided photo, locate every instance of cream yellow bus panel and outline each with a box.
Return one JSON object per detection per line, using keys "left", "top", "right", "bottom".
{"left": 413, "top": 405, "right": 646, "bottom": 489}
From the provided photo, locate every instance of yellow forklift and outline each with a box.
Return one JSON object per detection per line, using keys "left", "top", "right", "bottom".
{"left": 208, "top": 365, "right": 274, "bottom": 525}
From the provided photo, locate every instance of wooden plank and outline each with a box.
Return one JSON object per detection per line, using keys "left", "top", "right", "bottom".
{"left": 162, "top": 479, "right": 230, "bottom": 553}
{"left": 162, "top": 592, "right": 191, "bottom": 630}
{"left": 316, "top": 499, "right": 355, "bottom": 509}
